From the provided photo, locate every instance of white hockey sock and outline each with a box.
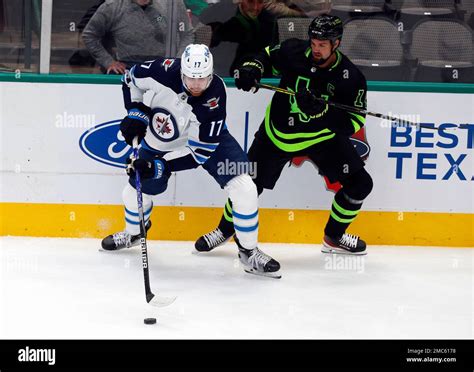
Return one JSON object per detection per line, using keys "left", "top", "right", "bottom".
{"left": 224, "top": 174, "right": 259, "bottom": 250}
{"left": 122, "top": 183, "right": 153, "bottom": 236}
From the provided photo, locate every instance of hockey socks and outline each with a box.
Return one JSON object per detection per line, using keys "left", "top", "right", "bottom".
{"left": 324, "top": 189, "right": 363, "bottom": 239}
{"left": 218, "top": 199, "right": 236, "bottom": 237}
{"left": 122, "top": 183, "right": 153, "bottom": 236}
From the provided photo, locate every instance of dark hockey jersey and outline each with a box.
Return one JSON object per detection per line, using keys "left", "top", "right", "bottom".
{"left": 252, "top": 38, "right": 367, "bottom": 152}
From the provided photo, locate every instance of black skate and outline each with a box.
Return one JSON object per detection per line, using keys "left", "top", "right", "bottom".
{"left": 238, "top": 246, "right": 281, "bottom": 279}
{"left": 322, "top": 233, "right": 367, "bottom": 255}
{"left": 235, "top": 236, "right": 281, "bottom": 278}
{"left": 194, "top": 227, "right": 232, "bottom": 252}
{"left": 101, "top": 221, "right": 152, "bottom": 251}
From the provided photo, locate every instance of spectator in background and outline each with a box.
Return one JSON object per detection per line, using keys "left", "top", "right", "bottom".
{"left": 208, "top": 0, "right": 278, "bottom": 76}
{"left": 184, "top": 0, "right": 210, "bottom": 17}
{"left": 264, "top": 0, "right": 304, "bottom": 17}
{"left": 264, "top": 0, "right": 331, "bottom": 18}
{"left": 82, "top": 0, "right": 194, "bottom": 74}
{"left": 69, "top": 0, "right": 106, "bottom": 68}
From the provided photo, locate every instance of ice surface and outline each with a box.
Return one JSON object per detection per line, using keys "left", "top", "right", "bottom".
{"left": 0, "top": 237, "right": 472, "bottom": 339}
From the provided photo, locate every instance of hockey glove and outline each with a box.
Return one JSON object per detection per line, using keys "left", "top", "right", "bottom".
{"left": 120, "top": 102, "right": 151, "bottom": 146}
{"left": 235, "top": 61, "right": 263, "bottom": 92}
{"left": 126, "top": 157, "right": 170, "bottom": 180}
{"left": 295, "top": 89, "right": 327, "bottom": 117}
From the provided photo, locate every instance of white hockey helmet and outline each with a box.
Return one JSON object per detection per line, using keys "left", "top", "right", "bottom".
{"left": 181, "top": 44, "right": 214, "bottom": 95}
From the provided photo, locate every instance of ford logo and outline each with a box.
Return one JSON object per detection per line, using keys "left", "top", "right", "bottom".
{"left": 350, "top": 137, "right": 370, "bottom": 159}
{"left": 79, "top": 120, "right": 131, "bottom": 168}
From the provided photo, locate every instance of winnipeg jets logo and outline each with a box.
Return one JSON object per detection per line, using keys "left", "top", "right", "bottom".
{"left": 203, "top": 97, "right": 220, "bottom": 110}
{"left": 150, "top": 108, "right": 179, "bottom": 142}
{"left": 162, "top": 59, "right": 175, "bottom": 72}
{"left": 155, "top": 114, "right": 172, "bottom": 135}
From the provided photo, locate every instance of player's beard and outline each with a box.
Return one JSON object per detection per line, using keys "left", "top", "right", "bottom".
{"left": 312, "top": 48, "right": 336, "bottom": 66}
{"left": 313, "top": 55, "right": 330, "bottom": 66}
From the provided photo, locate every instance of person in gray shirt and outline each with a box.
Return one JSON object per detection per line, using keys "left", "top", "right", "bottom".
{"left": 82, "top": 0, "right": 194, "bottom": 74}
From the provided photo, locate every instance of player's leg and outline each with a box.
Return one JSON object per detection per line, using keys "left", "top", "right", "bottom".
{"left": 323, "top": 167, "right": 373, "bottom": 254}
{"left": 195, "top": 124, "right": 290, "bottom": 252}
{"left": 309, "top": 135, "right": 373, "bottom": 255}
{"left": 194, "top": 131, "right": 262, "bottom": 252}
{"left": 225, "top": 173, "right": 280, "bottom": 277}
{"left": 198, "top": 131, "right": 281, "bottom": 277}
{"left": 101, "top": 148, "right": 170, "bottom": 251}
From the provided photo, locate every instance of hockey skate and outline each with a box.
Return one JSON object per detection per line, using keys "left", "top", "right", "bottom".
{"left": 322, "top": 233, "right": 367, "bottom": 255}
{"left": 234, "top": 237, "right": 281, "bottom": 278}
{"left": 101, "top": 221, "right": 152, "bottom": 251}
{"left": 238, "top": 246, "right": 281, "bottom": 279}
{"left": 194, "top": 227, "right": 232, "bottom": 252}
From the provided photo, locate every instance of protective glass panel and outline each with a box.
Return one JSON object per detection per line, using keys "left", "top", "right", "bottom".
{"left": 0, "top": 0, "right": 42, "bottom": 73}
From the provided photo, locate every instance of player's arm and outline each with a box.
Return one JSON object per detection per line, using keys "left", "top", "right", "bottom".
{"left": 120, "top": 60, "right": 169, "bottom": 145}
{"left": 162, "top": 117, "right": 222, "bottom": 172}
{"left": 327, "top": 73, "right": 367, "bottom": 136}
{"left": 124, "top": 117, "right": 209, "bottom": 182}
{"left": 295, "top": 71, "right": 367, "bottom": 136}
{"left": 127, "top": 108, "right": 226, "bottom": 179}
{"left": 234, "top": 42, "right": 285, "bottom": 91}
{"left": 122, "top": 60, "right": 169, "bottom": 109}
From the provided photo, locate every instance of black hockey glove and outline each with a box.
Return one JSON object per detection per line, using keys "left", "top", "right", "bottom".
{"left": 295, "top": 89, "right": 327, "bottom": 117}
{"left": 235, "top": 61, "right": 263, "bottom": 92}
{"left": 126, "top": 157, "right": 170, "bottom": 180}
{"left": 120, "top": 102, "right": 151, "bottom": 146}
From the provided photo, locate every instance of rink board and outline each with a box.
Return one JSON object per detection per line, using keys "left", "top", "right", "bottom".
{"left": 0, "top": 81, "right": 473, "bottom": 246}
{"left": 1, "top": 203, "right": 473, "bottom": 247}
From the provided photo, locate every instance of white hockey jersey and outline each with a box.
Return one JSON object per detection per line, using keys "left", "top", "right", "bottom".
{"left": 123, "top": 57, "right": 229, "bottom": 171}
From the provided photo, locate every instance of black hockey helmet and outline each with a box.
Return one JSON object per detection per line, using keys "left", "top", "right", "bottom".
{"left": 308, "top": 15, "right": 343, "bottom": 43}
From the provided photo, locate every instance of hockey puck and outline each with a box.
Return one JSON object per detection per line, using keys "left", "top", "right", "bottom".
{"left": 144, "top": 317, "right": 157, "bottom": 325}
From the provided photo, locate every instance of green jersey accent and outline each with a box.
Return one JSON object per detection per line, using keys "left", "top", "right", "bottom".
{"left": 328, "top": 50, "right": 342, "bottom": 71}
{"left": 350, "top": 112, "right": 366, "bottom": 133}
{"left": 264, "top": 104, "right": 336, "bottom": 152}
{"left": 351, "top": 119, "right": 361, "bottom": 133}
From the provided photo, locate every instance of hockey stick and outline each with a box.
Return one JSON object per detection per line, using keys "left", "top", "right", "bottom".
{"left": 132, "top": 137, "right": 176, "bottom": 308}
{"left": 257, "top": 83, "right": 441, "bottom": 131}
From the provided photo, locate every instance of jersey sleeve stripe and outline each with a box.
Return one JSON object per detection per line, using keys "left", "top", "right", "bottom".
{"left": 186, "top": 146, "right": 209, "bottom": 164}
{"left": 188, "top": 139, "right": 218, "bottom": 150}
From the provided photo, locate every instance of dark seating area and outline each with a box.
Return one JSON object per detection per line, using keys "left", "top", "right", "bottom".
{"left": 277, "top": 17, "right": 312, "bottom": 42}
{"left": 1, "top": 0, "right": 473, "bottom": 82}
{"left": 330, "top": 0, "right": 388, "bottom": 22}
{"left": 409, "top": 18, "right": 474, "bottom": 82}
{"left": 339, "top": 17, "right": 407, "bottom": 81}
{"left": 319, "top": 1, "right": 473, "bottom": 82}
